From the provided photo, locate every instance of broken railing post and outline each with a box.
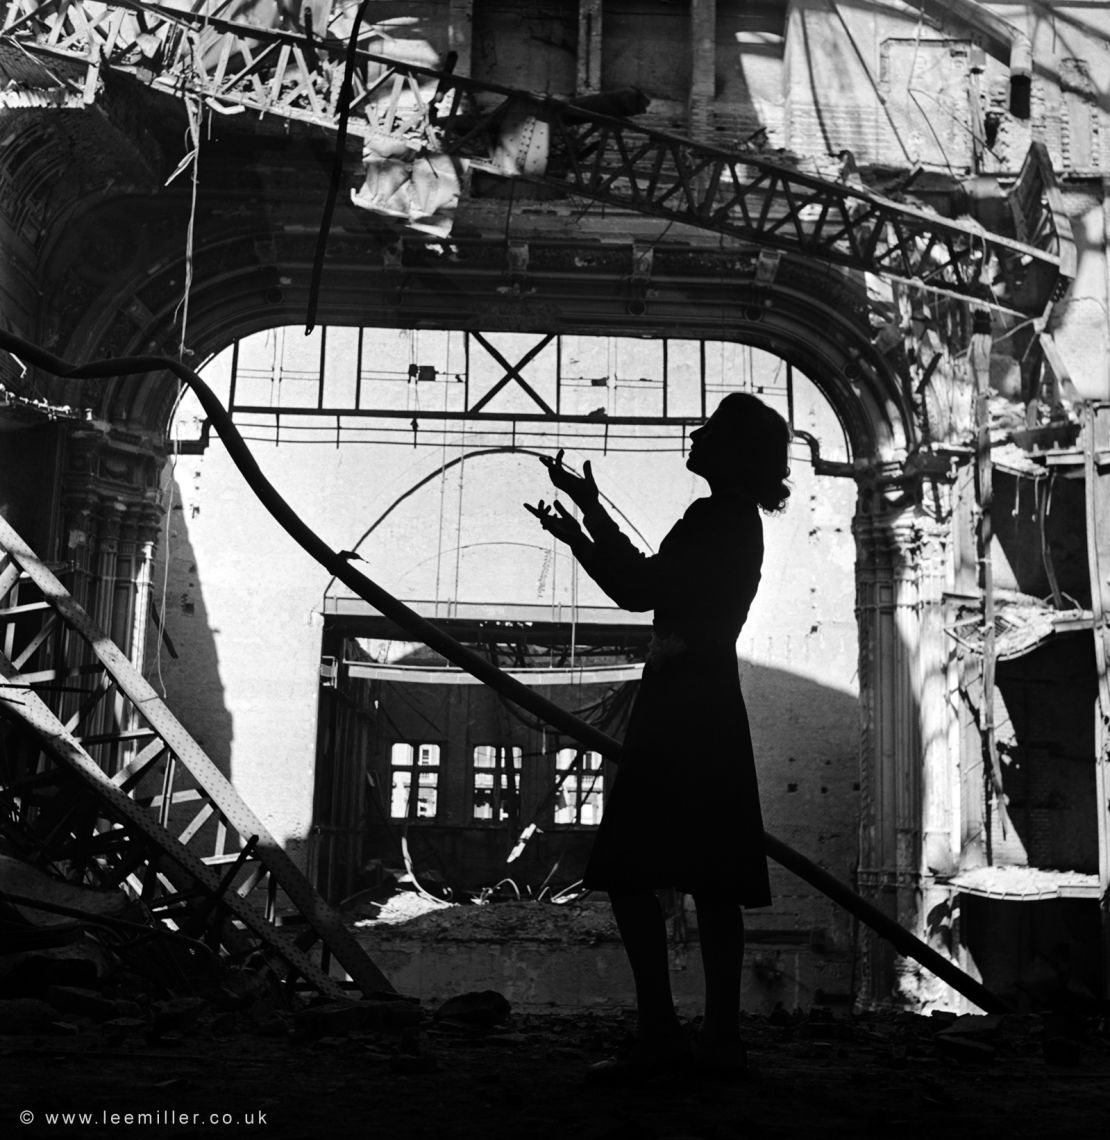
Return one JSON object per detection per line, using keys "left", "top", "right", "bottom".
{"left": 0, "top": 330, "right": 1010, "bottom": 1016}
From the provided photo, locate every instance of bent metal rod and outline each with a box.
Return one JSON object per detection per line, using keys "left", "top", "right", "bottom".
{"left": 0, "top": 329, "right": 1008, "bottom": 1015}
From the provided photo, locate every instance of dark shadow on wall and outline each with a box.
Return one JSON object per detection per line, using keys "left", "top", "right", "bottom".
{"left": 962, "top": 895, "right": 1103, "bottom": 1013}
{"left": 995, "top": 634, "right": 1099, "bottom": 873}
{"left": 0, "top": 423, "right": 64, "bottom": 556}
{"left": 153, "top": 475, "right": 235, "bottom": 792}
{"left": 991, "top": 469, "right": 1090, "bottom": 606}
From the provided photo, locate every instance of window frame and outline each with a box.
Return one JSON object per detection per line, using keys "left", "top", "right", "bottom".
{"left": 470, "top": 743, "right": 523, "bottom": 824}
{"left": 552, "top": 747, "right": 605, "bottom": 828}
{"left": 388, "top": 740, "right": 443, "bottom": 823}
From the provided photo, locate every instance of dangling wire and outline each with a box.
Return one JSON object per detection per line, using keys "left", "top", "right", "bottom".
{"left": 453, "top": 417, "right": 466, "bottom": 603}
{"left": 169, "top": 88, "right": 204, "bottom": 362}
{"left": 157, "top": 62, "right": 204, "bottom": 691}
{"left": 433, "top": 334, "right": 451, "bottom": 609}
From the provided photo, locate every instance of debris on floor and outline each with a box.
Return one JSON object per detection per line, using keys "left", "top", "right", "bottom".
{"left": 3, "top": 974, "right": 1110, "bottom": 1140}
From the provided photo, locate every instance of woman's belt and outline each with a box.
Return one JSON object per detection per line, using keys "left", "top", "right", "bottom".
{"left": 646, "top": 630, "right": 738, "bottom": 667}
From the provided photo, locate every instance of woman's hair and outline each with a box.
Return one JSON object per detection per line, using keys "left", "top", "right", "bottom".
{"left": 713, "top": 392, "right": 792, "bottom": 513}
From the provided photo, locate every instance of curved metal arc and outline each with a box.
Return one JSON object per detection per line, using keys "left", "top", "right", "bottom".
{"left": 322, "top": 444, "right": 655, "bottom": 603}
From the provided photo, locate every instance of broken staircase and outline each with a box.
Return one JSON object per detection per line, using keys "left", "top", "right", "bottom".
{"left": 0, "top": 513, "right": 392, "bottom": 1000}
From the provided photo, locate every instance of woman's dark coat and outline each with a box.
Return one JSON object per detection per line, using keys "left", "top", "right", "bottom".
{"left": 578, "top": 493, "right": 772, "bottom": 905}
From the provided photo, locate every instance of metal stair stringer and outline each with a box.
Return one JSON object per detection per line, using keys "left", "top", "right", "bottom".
{"left": 0, "top": 513, "right": 392, "bottom": 999}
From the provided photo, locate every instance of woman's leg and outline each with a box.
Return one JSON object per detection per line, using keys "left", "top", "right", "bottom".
{"left": 608, "top": 888, "right": 683, "bottom": 1044}
{"left": 692, "top": 894, "right": 745, "bottom": 1046}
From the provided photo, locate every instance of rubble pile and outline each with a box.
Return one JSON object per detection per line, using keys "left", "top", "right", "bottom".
{"left": 354, "top": 895, "right": 621, "bottom": 944}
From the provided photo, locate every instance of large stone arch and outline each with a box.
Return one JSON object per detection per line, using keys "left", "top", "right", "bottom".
{"left": 31, "top": 142, "right": 916, "bottom": 468}
{"left": 21, "top": 124, "right": 941, "bottom": 1010}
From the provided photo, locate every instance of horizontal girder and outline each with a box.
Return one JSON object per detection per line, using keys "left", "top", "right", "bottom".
{"left": 1, "top": 1, "right": 1075, "bottom": 317}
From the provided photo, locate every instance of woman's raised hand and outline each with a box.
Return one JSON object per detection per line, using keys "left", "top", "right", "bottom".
{"left": 539, "top": 449, "right": 598, "bottom": 509}
{"left": 523, "top": 499, "right": 586, "bottom": 547}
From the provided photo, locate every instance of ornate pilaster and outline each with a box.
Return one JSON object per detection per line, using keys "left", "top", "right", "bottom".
{"left": 853, "top": 480, "right": 954, "bottom": 1007}
{"left": 58, "top": 428, "right": 166, "bottom": 772}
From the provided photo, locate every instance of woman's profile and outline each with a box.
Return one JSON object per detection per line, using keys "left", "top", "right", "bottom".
{"left": 524, "top": 392, "right": 790, "bottom": 1082}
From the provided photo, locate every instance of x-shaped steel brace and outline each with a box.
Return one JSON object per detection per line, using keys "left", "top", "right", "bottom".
{"left": 467, "top": 332, "right": 556, "bottom": 415}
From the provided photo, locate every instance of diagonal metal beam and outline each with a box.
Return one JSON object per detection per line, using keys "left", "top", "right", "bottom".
{"left": 0, "top": 329, "right": 1014, "bottom": 1014}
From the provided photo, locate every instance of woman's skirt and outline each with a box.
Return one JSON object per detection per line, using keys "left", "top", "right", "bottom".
{"left": 582, "top": 648, "right": 771, "bottom": 905}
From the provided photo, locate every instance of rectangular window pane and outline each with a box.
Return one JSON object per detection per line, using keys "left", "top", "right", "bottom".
{"left": 416, "top": 786, "right": 437, "bottom": 818}
{"left": 391, "top": 742, "right": 414, "bottom": 767}
{"left": 554, "top": 773, "right": 577, "bottom": 825}
{"left": 581, "top": 789, "right": 603, "bottom": 826}
{"left": 418, "top": 744, "right": 440, "bottom": 766}
{"left": 554, "top": 793, "right": 572, "bottom": 824}
{"left": 552, "top": 751, "right": 604, "bottom": 825}
{"left": 390, "top": 770, "right": 411, "bottom": 819}
{"left": 473, "top": 745, "right": 497, "bottom": 769}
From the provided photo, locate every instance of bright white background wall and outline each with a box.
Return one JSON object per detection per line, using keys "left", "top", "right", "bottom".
{"left": 149, "top": 330, "right": 860, "bottom": 952}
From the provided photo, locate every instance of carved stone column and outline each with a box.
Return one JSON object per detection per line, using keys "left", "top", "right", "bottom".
{"left": 57, "top": 428, "right": 166, "bottom": 772}
{"left": 853, "top": 480, "right": 953, "bottom": 1007}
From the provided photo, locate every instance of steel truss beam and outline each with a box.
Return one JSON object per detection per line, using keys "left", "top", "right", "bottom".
{"left": 1, "top": 1, "right": 1074, "bottom": 317}
{"left": 0, "top": 517, "right": 392, "bottom": 999}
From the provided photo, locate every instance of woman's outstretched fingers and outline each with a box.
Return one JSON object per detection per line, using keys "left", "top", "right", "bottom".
{"left": 583, "top": 459, "right": 598, "bottom": 494}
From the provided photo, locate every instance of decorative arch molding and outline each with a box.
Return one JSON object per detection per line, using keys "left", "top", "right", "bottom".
{"left": 33, "top": 188, "right": 917, "bottom": 470}
{"left": 17, "top": 158, "right": 962, "bottom": 1014}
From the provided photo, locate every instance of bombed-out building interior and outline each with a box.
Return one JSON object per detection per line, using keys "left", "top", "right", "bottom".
{"left": 1, "top": 2, "right": 1110, "bottom": 1136}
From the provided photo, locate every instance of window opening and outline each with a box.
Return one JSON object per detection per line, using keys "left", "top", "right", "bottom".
{"left": 187, "top": 328, "right": 852, "bottom": 462}
{"left": 390, "top": 741, "right": 440, "bottom": 820}
{"left": 472, "top": 744, "right": 522, "bottom": 822}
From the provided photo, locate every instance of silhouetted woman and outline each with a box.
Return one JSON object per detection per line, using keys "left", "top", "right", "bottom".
{"left": 525, "top": 392, "right": 790, "bottom": 1081}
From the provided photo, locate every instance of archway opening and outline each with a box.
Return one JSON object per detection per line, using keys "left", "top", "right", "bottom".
{"left": 149, "top": 320, "right": 864, "bottom": 1010}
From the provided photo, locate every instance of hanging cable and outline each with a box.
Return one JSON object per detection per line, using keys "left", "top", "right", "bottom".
{"left": 432, "top": 337, "right": 452, "bottom": 607}
{"left": 824, "top": 0, "right": 913, "bottom": 165}
{"left": 453, "top": 421, "right": 466, "bottom": 604}
{"left": 167, "top": 88, "right": 204, "bottom": 360}
{"left": 306, "top": 0, "right": 373, "bottom": 334}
